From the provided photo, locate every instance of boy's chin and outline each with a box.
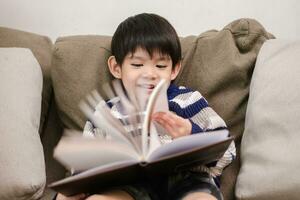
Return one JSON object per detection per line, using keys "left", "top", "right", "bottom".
{"left": 137, "top": 88, "right": 153, "bottom": 96}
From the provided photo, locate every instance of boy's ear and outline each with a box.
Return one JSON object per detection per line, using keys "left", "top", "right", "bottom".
{"left": 171, "top": 62, "right": 182, "bottom": 80}
{"left": 107, "top": 56, "right": 122, "bottom": 79}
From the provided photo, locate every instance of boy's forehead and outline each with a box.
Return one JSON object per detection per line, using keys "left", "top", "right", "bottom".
{"left": 127, "top": 48, "right": 171, "bottom": 60}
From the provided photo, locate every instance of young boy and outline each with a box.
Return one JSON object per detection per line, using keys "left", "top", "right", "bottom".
{"left": 56, "top": 13, "right": 236, "bottom": 200}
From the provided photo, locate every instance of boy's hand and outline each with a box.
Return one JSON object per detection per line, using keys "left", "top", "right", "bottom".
{"left": 152, "top": 111, "right": 192, "bottom": 138}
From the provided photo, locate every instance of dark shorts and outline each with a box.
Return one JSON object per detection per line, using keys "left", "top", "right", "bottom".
{"left": 122, "top": 171, "right": 223, "bottom": 200}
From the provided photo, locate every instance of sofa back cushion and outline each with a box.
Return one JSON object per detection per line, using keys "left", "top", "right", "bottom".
{"left": 235, "top": 39, "right": 300, "bottom": 199}
{"left": 0, "top": 27, "right": 53, "bottom": 135}
{"left": 52, "top": 35, "right": 112, "bottom": 129}
{"left": 51, "top": 18, "right": 274, "bottom": 199}
{"left": 0, "top": 48, "right": 45, "bottom": 200}
{"left": 177, "top": 19, "right": 274, "bottom": 198}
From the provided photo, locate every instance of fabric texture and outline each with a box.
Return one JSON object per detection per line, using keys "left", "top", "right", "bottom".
{"left": 0, "top": 26, "right": 53, "bottom": 135}
{"left": 235, "top": 39, "right": 300, "bottom": 200}
{"left": 51, "top": 35, "right": 112, "bottom": 130}
{"left": 50, "top": 18, "right": 274, "bottom": 199}
{"left": 177, "top": 19, "right": 274, "bottom": 199}
{"left": 0, "top": 48, "right": 46, "bottom": 200}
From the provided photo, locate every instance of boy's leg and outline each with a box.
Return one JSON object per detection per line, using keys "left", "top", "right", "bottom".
{"left": 85, "top": 190, "right": 134, "bottom": 200}
{"left": 86, "top": 182, "right": 156, "bottom": 200}
{"left": 167, "top": 171, "right": 223, "bottom": 200}
{"left": 181, "top": 192, "right": 217, "bottom": 200}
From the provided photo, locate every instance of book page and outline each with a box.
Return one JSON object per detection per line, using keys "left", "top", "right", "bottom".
{"left": 79, "top": 95, "right": 132, "bottom": 147}
{"left": 146, "top": 129, "right": 229, "bottom": 162}
{"left": 141, "top": 79, "right": 168, "bottom": 159}
{"left": 151, "top": 80, "right": 169, "bottom": 137}
{"left": 53, "top": 134, "right": 140, "bottom": 173}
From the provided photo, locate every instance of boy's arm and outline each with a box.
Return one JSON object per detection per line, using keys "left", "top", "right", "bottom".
{"left": 182, "top": 90, "right": 227, "bottom": 133}
{"left": 182, "top": 90, "right": 236, "bottom": 176}
{"left": 154, "top": 87, "right": 236, "bottom": 176}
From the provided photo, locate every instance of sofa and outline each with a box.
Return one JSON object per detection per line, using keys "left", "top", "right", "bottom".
{"left": 1, "top": 18, "right": 299, "bottom": 200}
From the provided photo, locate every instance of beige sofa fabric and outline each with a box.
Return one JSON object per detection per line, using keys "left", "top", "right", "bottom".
{"left": 52, "top": 35, "right": 112, "bottom": 129}
{"left": 0, "top": 27, "right": 53, "bottom": 135}
{"left": 236, "top": 39, "right": 300, "bottom": 200}
{"left": 0, "top": 48, "right": 46, "bottom": 200}
{"left": 177, "top": 19, "right": 274, "bottom": 199}
{"left": 51, "top": 19, "right": 274, "bottom": 199}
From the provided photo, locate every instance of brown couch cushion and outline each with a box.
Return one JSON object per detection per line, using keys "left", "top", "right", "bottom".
{"left": 177, "top": 19, "right": 274, "bottom": 199}
{"left": 52, "top": 35, "right": 112, "bottom": 130}
{"left": 0, "top": 27, "right": 53, "bottom": 135}
{"left": 51, "top": 18, "right": 274, "bottom": 199}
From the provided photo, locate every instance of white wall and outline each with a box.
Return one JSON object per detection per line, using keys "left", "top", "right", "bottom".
{"left": 0, "top": 0, "right": 299, "bottom": 41}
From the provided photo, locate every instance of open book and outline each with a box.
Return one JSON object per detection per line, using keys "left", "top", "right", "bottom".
{"left": 49, "top": 79, "right": 233, "bottom": 196}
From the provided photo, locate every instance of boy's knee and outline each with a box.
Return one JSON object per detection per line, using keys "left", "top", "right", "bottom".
{"left": 85, "top": 190, "right": 134, "bottom": 200}
{"left": 182, "top": 192, "right": 217, "bottom": 200}
{"left": 85, "top": 195, "right": 102, "bottom": 200}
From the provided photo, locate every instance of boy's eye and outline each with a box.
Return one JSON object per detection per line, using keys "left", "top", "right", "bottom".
{"left": 131, "top": 64, "right": 143, "bottom": 67}
{"left": 156, "top": 65, "right": 167, "bottom": 68}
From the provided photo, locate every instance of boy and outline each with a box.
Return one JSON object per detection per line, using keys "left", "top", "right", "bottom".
{"left": 56, "top": 13, "right": 235, "bottom": 200}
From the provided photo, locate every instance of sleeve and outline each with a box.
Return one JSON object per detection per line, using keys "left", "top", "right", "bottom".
{"left": 82, "top": 120, "right": 107, "bottom": 139}
{"left": 209, "top": 141, "right": 236, "bottom": 177}
{"left": 170, "top": 88, "right": 236, "bottom": 176}
{"left": 169, "top": 89, "right": 227, "bottom": 133}
{"left": 186, "top": 92, "right": 236, "bottom": 175}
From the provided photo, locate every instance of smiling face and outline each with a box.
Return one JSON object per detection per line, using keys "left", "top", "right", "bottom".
{"left": 108, "top": 47, "right": 181, "bottom": 97}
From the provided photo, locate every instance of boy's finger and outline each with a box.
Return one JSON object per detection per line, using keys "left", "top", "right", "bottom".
{"left": 160, "top": 112, "right": 177, "bottom": 125}
{"left": 157, "top": 114, "right": 176, "bottom": 127}
{"left": 162, "top": 122, "right": 178, "bottom": 138}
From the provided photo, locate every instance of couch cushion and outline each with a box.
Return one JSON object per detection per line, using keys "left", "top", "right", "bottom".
{"left": 51, "top": 35, "right": 112, "bottom": 129}
{"left": 0, "top": 27, "right": 53, "bottom": 135}
{"left": 177, "top": 18, "right": 274, "bottom": 199}
{"left": 0, "top": 48, "right": 46, "bottom": 200}
{"left": 235, "top": 39, "right": 300, "bottom": 199}
{"left": 51, "top": 19, "right": 274, "bottom": 199}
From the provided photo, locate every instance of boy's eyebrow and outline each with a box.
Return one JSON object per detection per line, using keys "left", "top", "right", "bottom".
{"left": 130, "top": 55, "right": 170, "bottom": 61}
{"left": 130, "top": 55, "right": 146, "bottom": 60}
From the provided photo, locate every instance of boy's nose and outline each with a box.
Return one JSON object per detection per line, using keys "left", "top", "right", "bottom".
{"left": 143, "top": 68, "right": 158, "bottom": 79}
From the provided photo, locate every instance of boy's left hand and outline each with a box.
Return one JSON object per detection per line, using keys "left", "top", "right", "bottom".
{"left": 152, "top": 111, "right": 192, "bottom": 138}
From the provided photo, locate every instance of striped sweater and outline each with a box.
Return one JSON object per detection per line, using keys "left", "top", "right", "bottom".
{"left": 83, "top": 84, "right": 236, "bottom": 178}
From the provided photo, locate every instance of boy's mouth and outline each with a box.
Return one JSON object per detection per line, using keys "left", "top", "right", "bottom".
{"left": 138, "top": 84, "right": 155, "bottom": 90}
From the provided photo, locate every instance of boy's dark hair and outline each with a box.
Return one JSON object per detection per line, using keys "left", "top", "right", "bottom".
{"left": 111, "top": 13, "right": 182, "bottom": 67}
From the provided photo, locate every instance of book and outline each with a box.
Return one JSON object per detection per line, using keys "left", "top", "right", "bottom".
{"left": 48, "top": 79, "right": 233, "bottom": 196}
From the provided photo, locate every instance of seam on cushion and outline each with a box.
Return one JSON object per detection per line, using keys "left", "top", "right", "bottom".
{"left": 55, "top": 35, "right": 111, "bottom": 43}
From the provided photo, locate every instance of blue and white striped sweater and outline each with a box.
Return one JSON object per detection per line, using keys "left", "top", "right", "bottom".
{"left": 83, "top": 84, "right": 236, "bottom": 178}
{"left": 167, "top": 84, "right": 227, "bottom": 133}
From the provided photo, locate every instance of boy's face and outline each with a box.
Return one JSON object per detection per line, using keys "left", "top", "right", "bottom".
{"left": 108, "top": 47, "right": 181, "bottom": 96}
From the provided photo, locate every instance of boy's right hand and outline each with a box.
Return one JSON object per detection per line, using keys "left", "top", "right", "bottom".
{"left": 56, "top": 193, "right": 86, "bottom": 200}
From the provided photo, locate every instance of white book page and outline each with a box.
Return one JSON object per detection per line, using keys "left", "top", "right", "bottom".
{"left": 141, "top": 79, "right": 168, "bottom": 158}
{"left": 146, "top": 129, "right": 229, "bottom": 162}
{"left": 79, "top": 98, "right": 132, "bottom": 146}
{"left": 152, "top": 80, "right": 169, "bottom": 137}
{"left": 53, "top": 135, "right": 141, "bottom": 173}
